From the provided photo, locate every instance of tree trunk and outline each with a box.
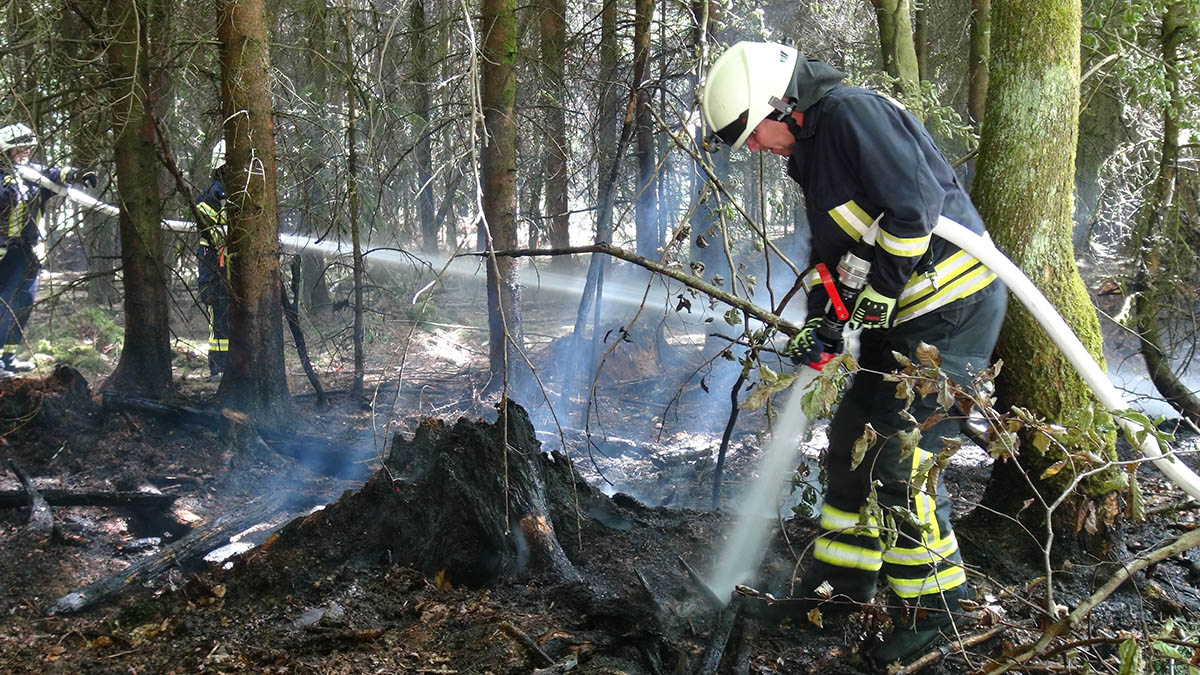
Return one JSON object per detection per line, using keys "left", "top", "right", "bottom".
{"left": 344, "top": 1, "right": 365, "bottom": 398}
{"left": 299, "top": 0, "right": 331, "bottom": 312}
{"left": 540, "top": 0, "right": 571, "bottom": 270}
{"left": 967, "top": 0, "right": 990, "bottom": 131}
{"left": 216, "top": 0, "right": 294, "bottom": 425}
{"left": 1132, "top": 2, "right": 1200, "bottom": 424}
{"left": 480, "top": 0, "right": 525, "bottom": 391}
{"left": 101, "top": 0, "right": 173, "bottom": 397}
{"left": 633, "top": 0, "right": 657, "bottom": 260}
{"left": 971, "top": 0, "right": 1122, "bottom": 527}
{"left": 867, "top": 0, "right": 923, "bottom": 117}
{"left": 412, "top": 0, "right": 438, "bottom": 254}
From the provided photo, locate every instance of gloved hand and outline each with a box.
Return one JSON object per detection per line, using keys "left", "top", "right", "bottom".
{"left": 783, "top": 317, "right": 843, "bottom": 368}
{"left": 848, "top": 284, "right": 897, "bottom": 330}
{"left": 68, "top": 167, "right": 98, "bottom": 189}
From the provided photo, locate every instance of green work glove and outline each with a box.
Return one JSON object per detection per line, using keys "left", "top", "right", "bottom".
{"left": 783, "top": 317, "right": 842, "bottom": 368}
{"left": 848, "top": 284, "right": 896, "bottom": 330}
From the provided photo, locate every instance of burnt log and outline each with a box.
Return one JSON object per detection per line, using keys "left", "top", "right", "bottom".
{"left": 46, "top": 490, "right": 322, "bottom": 614}
{"left": 0, "top": 489, "right": 177, "bottom": 509}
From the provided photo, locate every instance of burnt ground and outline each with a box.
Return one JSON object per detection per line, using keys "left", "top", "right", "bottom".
{"left": 2, "top": 274, "right": 1200, "bottom": 674}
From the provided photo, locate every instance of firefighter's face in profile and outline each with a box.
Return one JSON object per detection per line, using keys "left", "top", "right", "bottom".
{"left": 7, "top": 146, "right": 33, "bottom": 165}
{"left": 744, "top": 116, "right": 797, "bottom": 156}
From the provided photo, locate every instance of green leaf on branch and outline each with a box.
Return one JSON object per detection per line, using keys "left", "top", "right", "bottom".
{"left": 741, "top": 365, "right": 796, "bottom": 410}
{"left": 1117, "top": 637, "right": 1143, "bottom": 675}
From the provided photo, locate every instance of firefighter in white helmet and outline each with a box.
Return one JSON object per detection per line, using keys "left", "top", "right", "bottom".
{"left": 700, "top": 42, "right": 1007, "bottom": 669}
{"left": 194, "top": 138, "right": 229, "bottom": 380}
{"left": 0, "top": 123, "right": 97, "bottom": 375}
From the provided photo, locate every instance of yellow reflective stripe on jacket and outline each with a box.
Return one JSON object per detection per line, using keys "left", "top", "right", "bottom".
{"left": 897, "top": 261, "right": 996, "bottom": 322}
{"left": 886, "top": 565, "right": 967, "bottom": 598}
{"left": 7, "top": 199, "right": 28, "bottom": 239}
{"left": 883, "top": 533, "right": 959, "bottom": 565}
{"left": 877, "top": 228, "right": 931, "bottom": 258}
{"left": 828, "top": 200, "right": 876, "bottom": 241}
{"left": 820, "top": 503, "right": 879, "bottom": 537}
{"left": 803, "top": 267, "right": 823, "bottom": 293}
{"left": 814, "top": 537, "right": 883, "bottom": 571}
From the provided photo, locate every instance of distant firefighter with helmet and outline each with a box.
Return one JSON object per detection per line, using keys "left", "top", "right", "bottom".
{"left": 699, "top": 42, "right": 1006, "bottom": 668}
{"left": 0, "top": 123, "right": 98, "bottom": 376}
{"left": 195, "top": 138, "right": 230, "bottom": 380}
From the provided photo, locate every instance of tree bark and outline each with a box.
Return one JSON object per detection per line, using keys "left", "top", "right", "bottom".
{"left": 480, "top": 0, "right": 526, "bottom": 391}
{"left": 343, "top": 1, "right": 365, "bottom": 398}
{"left": 971, "top": 0, "right": 1122, "bottom": 523}
{"left": 412, "top": 0, "right": 438, "bottom": 254}
{"left": 216, "top": 0, "right": 294, "bottom": 425}
{"left": 1132, "top": 1, "right": 1200, "bottom": 424}
{"left": 634, "top": 0, "right": 657, "bottom": 260}
{"left": 867, "top": 0, "right": 923, "bottom": 117}
{"left": 967, "top": 0, "right": 990, "bottom": 131}
{"left": 539, "top": 0, "right": 571, "bottom": 269}
{"left": 101, "top": 0, "right": 173, "bottom": 397}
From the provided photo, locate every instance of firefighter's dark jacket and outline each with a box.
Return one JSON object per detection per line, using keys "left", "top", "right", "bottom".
{"left": 1, "top": 163, "right": 69, "bottom": 251}
{"left": 195, "top": 177, "right": 226, "bottom": 289}
{"left": 786, "top": 82, "right": 996, "bottom": 325}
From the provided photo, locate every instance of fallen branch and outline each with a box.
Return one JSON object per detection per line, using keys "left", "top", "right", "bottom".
{"left": 983, "top": 524, "right": 1200, "bottom": 674}
{"left": 463, "top": 243, "right": 804, "bottom": 338}
{"left": 46, "top": 491, "right": 309, "bottom": 615}
{"left": 893, "top": 626, "right": 1003, "bottom": 675}
{"left": 498, "top": 620, "right": 555, "bottom": 668}
{"left": 677, "top": 554, "right": 726, "bottom": 610}
{"left": 0, "top": 489, "right": 177, "bottom": 509}
{"left": 694, "top": 596, "right": 744, "bottom": 675}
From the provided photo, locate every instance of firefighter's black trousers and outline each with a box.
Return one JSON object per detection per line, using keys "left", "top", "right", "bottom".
{"left": 800, "top": 283, "right": 1006, "bottom": 626}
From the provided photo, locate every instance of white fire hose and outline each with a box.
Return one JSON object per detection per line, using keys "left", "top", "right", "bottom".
{"left": 933, "top": 217, "right": 1200, "bottom": 501}
{"left": 19, "top": 165, "right": 1200, "bottom": 500}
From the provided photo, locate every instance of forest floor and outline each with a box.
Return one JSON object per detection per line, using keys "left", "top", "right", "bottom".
{"left": 2, "top": 264, "right": 1200, "bottom": 674}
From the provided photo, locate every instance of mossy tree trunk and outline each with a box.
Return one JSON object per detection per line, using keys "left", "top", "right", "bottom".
{"left": 971, "top": 0, "right": 1123, "bottom": 533}
{"left": 867, "top": 0, "right": 923, "bottom": 118}
{"left": 1132, "top": 2, "right": 1200, "bottom": 424}
{"left": 101, "top": 0, "right": 173, "bottom": 397}
{"left": 217, "top": 0, "right": 294, "bottom": 425}
{"left": 968, "top": 0, "right": 990, "bottom": 132}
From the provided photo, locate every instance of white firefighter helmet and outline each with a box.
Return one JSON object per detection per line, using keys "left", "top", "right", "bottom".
{"left": 699, "top": 42, "right": 800, "bottom": 151}
{"left": 0, "top": 123, "right": 38, "bottom": 153}
{"left": 211, "top": 138, "right": 226, "bottom": 170}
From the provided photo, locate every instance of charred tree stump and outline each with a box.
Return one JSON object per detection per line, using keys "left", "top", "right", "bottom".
{"left": 7, "top": 461, "right": 53, "bottom": 538}
{"left": 379, "top": 399, "right": 598, "bottom": 586}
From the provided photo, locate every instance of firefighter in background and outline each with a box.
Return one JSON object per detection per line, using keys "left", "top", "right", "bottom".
{"left": 699, "top": 42, "right": 1006, "bottom": 668}
{"left": 0, "top": 123, "right": 97, "bottom": 375}
{"left": 195, "top": 139, "right": 229, "bottom": 380}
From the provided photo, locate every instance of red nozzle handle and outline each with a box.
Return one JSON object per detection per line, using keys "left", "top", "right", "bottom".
{"left": 815, "top": 263, "right": 849, "bottom": 321}
{"left": 806, "top": 351, "right": 836, "bottom": 372}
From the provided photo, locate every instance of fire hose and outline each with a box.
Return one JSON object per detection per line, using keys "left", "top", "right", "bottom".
{"left": 19, "top": 165, "right": 1200, "bottom": 499}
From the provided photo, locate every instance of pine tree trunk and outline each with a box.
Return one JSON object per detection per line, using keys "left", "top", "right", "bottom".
{"left": 1132, "top": 2, "right": 1200, "bottom": 424}
{"left": 217, "top": 0, "right": 294, "bottom": 425}
{"left": 540, "top": 0, "right": 571, "bottom": 269}
{"left": 102, "top": 0, "right": 173, "bottom": 397}
{"left": 412, "top": 0, "right": 438, "bottom": 254}
{"left": 633, "top": 0, "right": 657, "bottom": 260}
{"left": 480, "top": 0, "right": 525, "bottom": 391}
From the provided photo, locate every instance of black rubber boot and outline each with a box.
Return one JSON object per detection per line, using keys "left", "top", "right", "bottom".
{"left": 2, "top": 352, "right": 33, "bottom": 372}
{"left": 869, "top": 586, "right": 974, "bottom": 670}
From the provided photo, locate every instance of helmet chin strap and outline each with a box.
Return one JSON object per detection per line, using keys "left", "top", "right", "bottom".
{"left": 769, "top": 96, "right": 803, "bottom": 139}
